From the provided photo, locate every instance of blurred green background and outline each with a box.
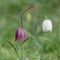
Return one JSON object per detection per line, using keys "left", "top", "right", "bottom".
{"left": 0, "top": 0, "right": 60, "bottom": 60}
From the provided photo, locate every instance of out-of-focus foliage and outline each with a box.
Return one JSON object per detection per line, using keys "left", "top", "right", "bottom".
{"left": 0, "top": 0, "right": 60, "bottom": 60}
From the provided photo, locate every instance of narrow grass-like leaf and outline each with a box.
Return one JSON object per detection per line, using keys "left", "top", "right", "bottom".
{"left": 3, "top": 37, "right": 20, "bottom": 60}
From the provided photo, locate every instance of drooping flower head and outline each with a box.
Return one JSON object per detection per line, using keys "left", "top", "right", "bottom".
{"left": 42, "top": 19, "right": 52, "bottom": 32}
{"left": 15, "top": 6, "right": 33, "bottom": 42}
{"left": 15, "top": 28, "right": 27, "bottom": 42}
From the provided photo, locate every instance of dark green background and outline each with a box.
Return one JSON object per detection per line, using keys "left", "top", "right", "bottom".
{"left": 0, "top": 0, "right": 60, "bottom": 60}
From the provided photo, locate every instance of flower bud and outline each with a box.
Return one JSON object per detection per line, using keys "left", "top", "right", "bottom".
{"left": 26, "top": 12, "right": 32, "bottom": 21}
{"left": 15, "top": 28, "right": 27, "bottom": 42}
{"left": 42, "top": 19, "right": 52, "bottom": 32}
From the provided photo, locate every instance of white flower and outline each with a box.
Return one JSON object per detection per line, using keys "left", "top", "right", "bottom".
{"left": 42, "top": 19, "right": 52, "bottom": 32}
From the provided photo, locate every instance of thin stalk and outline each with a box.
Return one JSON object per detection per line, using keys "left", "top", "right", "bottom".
{"left": 21, "top": 6, "right": 34, "bottom": 28}
{"left": 22, "top": 43, "right": 24, "bottom": 60}
{"left": 40, "top": 56, "right": 42, "bottom": 60}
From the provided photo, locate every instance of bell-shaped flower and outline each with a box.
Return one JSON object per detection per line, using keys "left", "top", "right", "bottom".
{"left": 15, "top": 28, "right": 27, "bottom": 42}
{"left": 42, "top": 19, "right": 52, "bottom": 32}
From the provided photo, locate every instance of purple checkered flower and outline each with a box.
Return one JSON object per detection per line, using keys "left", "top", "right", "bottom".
{"left": 15, "top": 28, "right": 27, "bottom": 42}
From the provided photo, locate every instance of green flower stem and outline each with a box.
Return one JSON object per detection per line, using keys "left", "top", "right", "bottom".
{"left": 22, "top": 43, "right": 24, "bottom": 60}
{"left": 21, "top": 6, "right": 34, "bottom": 28}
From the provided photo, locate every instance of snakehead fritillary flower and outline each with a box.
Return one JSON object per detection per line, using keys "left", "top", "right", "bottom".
{"left": 15, "top": 28, "right": 27, "bottom": 42}
{"left": 42, "top": 19, "right": 52, "bottom": 32}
